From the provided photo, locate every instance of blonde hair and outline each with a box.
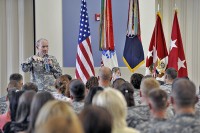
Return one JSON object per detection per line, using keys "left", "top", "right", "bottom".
{"left": 92, "top": 88, "right": 127, "bottom": 129}
{"left": 140, "top": 78, "right": 160, "bottom": 97}
{"left": 35, "top": 100, "right": 78, "bottom": 129}
{"left": 35, "top": 115, "right": 83, "bottom": 133}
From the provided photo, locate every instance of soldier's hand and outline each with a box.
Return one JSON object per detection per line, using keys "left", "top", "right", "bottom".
{"left": 32, "top": 55, "right": 43, "bottom": 62}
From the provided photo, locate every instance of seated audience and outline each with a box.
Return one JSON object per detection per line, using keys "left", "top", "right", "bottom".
{"left": 35, "top": 100, "right": 76, "bottom": 130}
{"left": 98, "top": 66, "right": 112, "bottom": 89}
{"left": 27, "top": 91, "right": 54, "bottom": 133}
{"left": 136, "top": 89, "right": 168, "bottom": 133}
{"left": 130, "top": 73, "right": 144, "bottom": 105}
{"left": 52, "top": 75, "right": 71, "bottom": 102}
{"left": 93, "top": 89, "right": 139, "bottom": 133}
{"left": 22, "top": 82, "right": 38, "bottom": 92}
{"left": 9, "top": 91, "right": 36, "bottom": 133}
{"left": 79, "top": 105, "right": 112, "bottom": 133}
{"left": 111, "top": 67, "right": 121, "bottom": 82}
{"left": 84, "top": 86, "right": 103, "bottom": 107}
{"left": 126, "top": 78, "right": 161, "bottom": 128}
{"left": 85, "top": 76, "right": 99, "bottom": 96}
{"left": 69, "top": 79, "right": 85, "bottom": 113}
{"left": 160, "top": 68, "right": 177, "bottom": 96}
{"left": 150, "top": 79, "right": 200, "bottom": 133}
{"left": 112, "top": 78, "right": 126, "bottom": 90}
{"left": 3, "top": 90, "right": 24, "bottom": 133}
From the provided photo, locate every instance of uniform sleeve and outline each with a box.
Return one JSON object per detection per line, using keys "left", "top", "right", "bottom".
{"left": 50, "top": 56, "right": 62, "bottom": 78}
{"left": 21, "top": 56, "right": 34, "bottom": 72}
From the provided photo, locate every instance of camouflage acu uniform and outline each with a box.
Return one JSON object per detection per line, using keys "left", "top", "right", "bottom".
{"left": 160, "top": 84, "right": 172, "bottom": 97}
{"left": 150, "top": 114, "right": 200, "bottom": 133}
{"left": 71, "top": 101, "right": 84, "bottom": 114}
{"left": 134, "top": 89, "right": 142, "bottom": 106}
{"left": 21, "top": 55, "right": 62, "bottom": 91}
{"left": 0, "top": 96, "right": 7, "bottom": 114}
{"left": 126, "top": 105, "right": 174, "bottom": 128}
{"left": 135, "top": 118, "right": 166, "bottom": 133}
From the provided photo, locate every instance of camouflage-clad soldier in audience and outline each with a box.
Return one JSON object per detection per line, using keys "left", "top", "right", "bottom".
{"left": 136, "top": 89, "right": 168, "bottom": 133}
{"left": 160, "top": 68, "right": 177, "bottom": 96}
{"left": 130, "top": 73, "right": 144, "bottom": 105}
{"left": 21, "top": 38, "right": 62, "bottom": 91}
{"left": 127, "top": 78, "right": 174, "bottom": 128}
{"left": 150, "top": 79, "right": 200, "bottom": 133}
{"left": 69, "top": 79, "right": 85, "bottom": 114}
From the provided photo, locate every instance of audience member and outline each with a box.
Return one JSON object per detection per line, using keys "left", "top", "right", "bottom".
{"left": 150, "top": 79, "right": 200, "bottom": 133}
{"left": 130, "top": 73, "right": 144, "bottom": 105}
{"left": 69, "top": 79, "right": 85, "bottom": 113}
{"left": 93, "top": 89, "right": 139, "bottom": 133}
{"left": 98, "top": 66, "right": 112, "bottom": 89}
{"left": 52, "top": 75, "right": 71, "bottom": 102}
{"left": 22, "top": 82, "right": 38, "bottom": 92}
{"left": 3, "top": 90, "right": 24, "bottom": 133}
{"left": 84, "top": 86, "right": 103, "bottom": 107}
{"left": 79, "top": 105, "right": 112, "bottom": 133}
{"left": 9, "top": 73, "right": 23, "bottom": 89}
{"left": 27, "top": 91, "right": 54, "bottom": 133}
{"left": 35, "top": 100, "right": 74, "bottom": 129}
{"left": 111, "top": 67, "right": 121, "bottom": 82}
{"left": 160, "top": 68, "right": 177, "bottom": 96}
{"left": 112, "top": 78, "right": 126, "bottom": 90}
{"left": 136, "top": 89, "right": 168, "bottom": 133}
{"left": 9, "top": 91, "right": 36, "bottom": 133}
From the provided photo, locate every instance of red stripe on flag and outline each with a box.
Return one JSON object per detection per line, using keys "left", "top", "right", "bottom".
{"left": 79, "top": 42, "right": 95, "bottom": 75}
{"left": 75, "top": 68, "right": 81, "bottom": 80}
{"left": 76, "top": 52, "right": 90, "bottom": 80}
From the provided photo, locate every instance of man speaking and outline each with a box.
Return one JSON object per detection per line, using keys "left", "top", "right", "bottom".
{"left": 21, "top": 38, "right": 62, "bottom": 91}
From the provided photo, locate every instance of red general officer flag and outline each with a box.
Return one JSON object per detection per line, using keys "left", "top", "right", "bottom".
{"left": 168, "top": 10, "right": 188, "bottom": 77}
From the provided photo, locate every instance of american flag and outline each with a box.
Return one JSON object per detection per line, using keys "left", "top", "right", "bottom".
{"left": 75, "top": 0, "right": 95, "bottom": 83}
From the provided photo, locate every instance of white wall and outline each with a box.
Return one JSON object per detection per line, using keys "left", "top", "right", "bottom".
{"left": 35, "top": 0, "right": 63, "bottom": 66}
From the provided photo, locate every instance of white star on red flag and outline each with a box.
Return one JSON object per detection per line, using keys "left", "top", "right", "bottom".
{"left": 178, "top": 58, "right": 186, "bottom": 70}
{"left": 170, "top": 39, "right": 177, "bottom": 51}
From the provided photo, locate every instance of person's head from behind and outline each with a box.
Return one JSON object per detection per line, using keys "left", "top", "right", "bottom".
{"left": 35, "top": 116, "right": 83, "bottom": 133}
{"left": 36, "top": 38, "right": 49, "bottom": 57}
{"left": 63, "top": 74, "right": 72, "bottom": 81}
{"left": 164, "top": 68, "right": 177, "bottom": 84}
{"left": 7, "top": 80, "right": 22, "bottom": 91}
{"left": 79, "top": 105, "right": 112, "bottom": 133}
{"left": 92, "top": 89, "right": 127, "bottom": 129}
{"left": 119, "top": 82, "right": 135, "bottom": 107}
{"left": 54, "top": 75, "right": 70, "bottom": 95}
{"left": 112, "top": 78, "right": 126, "bottom": 90}
{"left": 111, "top": 67, "right": 121, "bottom": 81}
{"left": 35, "top": 100, "right": 74, "bottom": 129}
{"left": 85, "top": 76, "right": 99, "bottom": 90}
{"left": 9, "top": 73, "right": 23, "bottom": 88}
{"left": 130, "top": 73, "right": 144, "bottom": 89}
{"left": 98, "top": 66, "right": 112, "bottom": 87}
{"left": 148, "top": 89, "right": 169, "bottom": 115}
{"left": 171, "top": 78, "right": 198, "bottom": 112}
{"left": 15, "top": 90, "right": 36, "bottom": 124}
{"left": 9, "top": 90, "right": 24, "bottom": 121}
{"left": 69, "top": 79, "right": 85, "bottom": 102}
{"left": 140, "top": 78, "right": 160, "bottom": 103}
{"left": 28, "top": 91, "right": 54, "bottom": 133}
{"left": 22, "top": 82, "right": 38, "bottom": 92}
{"left": 84, "top": 86, "right": 103, "bottom": 107}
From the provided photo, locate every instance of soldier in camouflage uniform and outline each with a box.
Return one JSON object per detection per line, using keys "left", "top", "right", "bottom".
{"left": 150, "top": 79, "right": 200, "bottom": 133}
{"left": 160, "top": 68, "right": 177, "bottom": 96}
{"left": 136, "top": 89, "right": 168, "bottom": 133}
{"left": 69, "top": 79, "right": 85, "bottom": 114}
{"left": 127, "top": 78, "right": 174, "bottom": 128}
{"left": 21, "top": 38, "right": 62, "bottom": 91}
{"left": 130, "top": 73, "right": 144, "bottom": 105}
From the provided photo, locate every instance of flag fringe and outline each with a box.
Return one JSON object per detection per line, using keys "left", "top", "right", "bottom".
{"left": 123, "top": 57, "right": 144, "bottom": 72}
